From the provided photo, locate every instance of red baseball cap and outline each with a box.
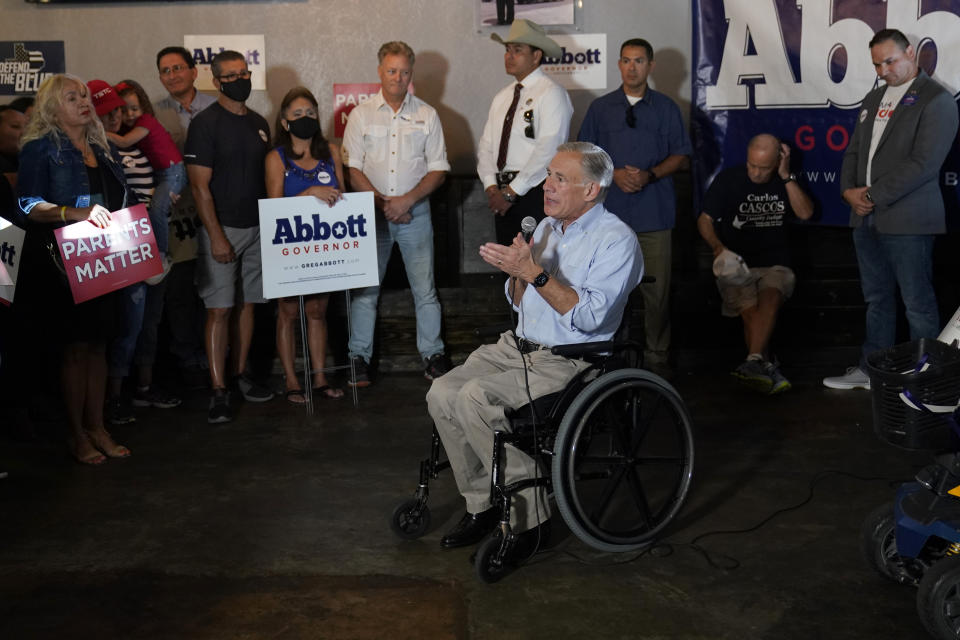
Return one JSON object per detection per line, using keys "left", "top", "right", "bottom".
{"left": 86, "top": 79, "right": 126, "bottom": 116}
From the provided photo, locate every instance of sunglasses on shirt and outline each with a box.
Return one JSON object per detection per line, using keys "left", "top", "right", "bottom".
{"left": 523, "top": 110, "right": 534, "bottom": 138}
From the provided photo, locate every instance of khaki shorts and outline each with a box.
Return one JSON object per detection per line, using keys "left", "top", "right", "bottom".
{"left": 196, "top": 225, "right": 265, "bottom": 308}
{"left": 717, "top": 265, "right": 795, "bottom": 317}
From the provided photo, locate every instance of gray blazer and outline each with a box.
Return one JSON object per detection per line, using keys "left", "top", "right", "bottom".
{"left": 840, "top": 70, "right": 958, "bottom": 234}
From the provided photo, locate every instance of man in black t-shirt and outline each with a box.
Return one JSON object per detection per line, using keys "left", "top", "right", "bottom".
{"left": 184, "top": 50, "right": 274, "bottom": 423}
{"left": 697, "top": 134, "right": 814, "bottom": 394}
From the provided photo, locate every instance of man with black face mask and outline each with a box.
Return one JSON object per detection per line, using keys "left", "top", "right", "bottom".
{"left": 184, "top": 50, "right": 275, "bottom": 424}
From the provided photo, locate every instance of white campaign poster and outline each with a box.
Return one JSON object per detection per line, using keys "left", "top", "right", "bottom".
{"left": 183, "top": 35, "right": 266, "bottom": 91}
{"left": 541, "top": 34, "right": 607, "bottom": 91}
{"left": 258, "top": 192, "right": 378, "bottom": 299}
{"left": 0, "top": 218, "right": 25, "bottom": 305}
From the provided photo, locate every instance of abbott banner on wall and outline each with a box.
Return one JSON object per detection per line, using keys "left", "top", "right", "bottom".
{"left": 183, "top": 35, "right": 266, "bottom": 91}
{"left": 692, "top": 0, "right": 960, "bottom": 227}
{"left": 541, "top": 34, "right": 606, "bottom": 91}
{"left": 258, "top": 193, "right": 378, "bottom": 299}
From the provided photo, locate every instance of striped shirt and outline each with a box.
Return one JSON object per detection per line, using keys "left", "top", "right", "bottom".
{"left": 117, "top": 147, "right": 156, "bottom": 204}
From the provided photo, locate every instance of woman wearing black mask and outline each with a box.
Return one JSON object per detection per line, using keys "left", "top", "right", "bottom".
{"left": 266, "top": 87, "right": 345, "bottom": 403}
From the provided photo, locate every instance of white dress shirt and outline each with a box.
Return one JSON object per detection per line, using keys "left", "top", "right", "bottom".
{"left": 341, "top": 90, "right": 450, "bottom": 197}
{"left": 477, "top": 67, "right": 573, "bottom": 196}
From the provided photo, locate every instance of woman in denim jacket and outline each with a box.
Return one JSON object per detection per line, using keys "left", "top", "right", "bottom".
{"left": 18, "top": 74, "right": 133, "bottom": 465}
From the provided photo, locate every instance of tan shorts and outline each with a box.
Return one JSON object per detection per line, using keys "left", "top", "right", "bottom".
{"left": 717, "top": 265, "right": 796, "bottom": 317}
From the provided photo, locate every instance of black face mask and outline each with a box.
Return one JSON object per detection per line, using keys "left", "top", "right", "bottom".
{"left": 287, "top": 116, "right": 320, "bottom": 140}
{"left": 219, "top": 77, "right": 251, "bottom": 102}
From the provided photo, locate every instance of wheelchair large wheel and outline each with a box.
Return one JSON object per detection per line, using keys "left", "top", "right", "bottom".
{"left": 860, "top": 502, "right": 911, "bottom": 583}
{"left": 918, "top": 555, "right": 960, "bottom": 639}
{"left": 551, "top": 368, "right": 694, "bottom": 552}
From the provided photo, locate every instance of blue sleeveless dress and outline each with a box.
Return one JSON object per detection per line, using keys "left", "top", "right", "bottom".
{"left": 277, "top": 146, "right": 338, "bottom": 197}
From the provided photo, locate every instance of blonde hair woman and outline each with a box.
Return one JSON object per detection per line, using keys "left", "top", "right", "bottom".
{"left": 17, "top": 74, "right": 133, "bottom": 464}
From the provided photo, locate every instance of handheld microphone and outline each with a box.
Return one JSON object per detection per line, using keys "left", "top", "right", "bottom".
{"left": 520, "top": 216, "right": 537, "bottom": 243}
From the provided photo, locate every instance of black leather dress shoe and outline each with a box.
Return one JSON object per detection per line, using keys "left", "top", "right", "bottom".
{"left": 440, "top": 508, "right": 501, "bottom": 549}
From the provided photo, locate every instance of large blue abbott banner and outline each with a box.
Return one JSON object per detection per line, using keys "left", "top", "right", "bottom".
{"left": 691, "top": 0, "right": 960, "bottom": 227}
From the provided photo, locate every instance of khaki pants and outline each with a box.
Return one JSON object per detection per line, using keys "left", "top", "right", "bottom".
{"left": 426, "top": 332, "right": 590, "bottom": 531}
{"left": 636, "top": 229, "right": 672, "bottom": 365}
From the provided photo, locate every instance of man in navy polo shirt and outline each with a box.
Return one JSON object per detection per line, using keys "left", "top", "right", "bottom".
{"left": 578, "top": 38, "right": 690, "bottom": 378}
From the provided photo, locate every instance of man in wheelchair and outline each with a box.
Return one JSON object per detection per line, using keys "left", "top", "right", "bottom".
{"left": 425, "top": 141, "right": 645, "bottom": 562}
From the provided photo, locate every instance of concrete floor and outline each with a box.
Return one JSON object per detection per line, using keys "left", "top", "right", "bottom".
{"left": 0, "top": 363, "right": 939, "bottom": 639}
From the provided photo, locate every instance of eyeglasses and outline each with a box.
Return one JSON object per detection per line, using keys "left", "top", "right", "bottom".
{"left": 159, "top": 64, "right": 189, "bottom": 76}
{"left": 523, "top": 109, "right": 534, "bottom": 139}
{"left": 217, "top": 70, "right": 252, "bottom": 82}
{"left": 625, "top": 105, "right": 636, "bottom": 128}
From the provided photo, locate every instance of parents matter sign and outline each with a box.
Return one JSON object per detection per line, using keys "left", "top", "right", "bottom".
{"left": 258, "top": 192, "right": 378, "bottom": 299}
{"left": 333, "top": 83, "right": 380, "bottom": 138}
{"left": 55, "top": 204, "right": 162, "bottom": 304}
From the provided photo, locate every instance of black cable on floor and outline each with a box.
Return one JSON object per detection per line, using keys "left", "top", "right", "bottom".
{"left": 528, "top": 469, "right": 908, "bottom": 570}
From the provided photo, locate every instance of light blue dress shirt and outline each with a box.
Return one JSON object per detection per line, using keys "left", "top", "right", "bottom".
{"left": 508, "top": 202, "right": 644, "bottom": 347}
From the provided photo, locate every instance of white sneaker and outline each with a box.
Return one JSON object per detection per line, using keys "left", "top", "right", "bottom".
{"left": 145, "top": 255, "right": 172, "bottom": 286}
{"left": 823, "top": 366, "right": 871, "bottom": 390}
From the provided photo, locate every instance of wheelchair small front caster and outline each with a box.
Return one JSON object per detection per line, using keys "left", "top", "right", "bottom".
{"left": 475, "top": 535, "right": 509, "bottom": 583}
{"left": 390, "top": 498, "right": 431, "bottom": 539}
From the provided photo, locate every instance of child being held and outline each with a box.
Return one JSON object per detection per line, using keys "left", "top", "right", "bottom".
{"left": 106, "top": 79, "right": 185, "bottom": 257}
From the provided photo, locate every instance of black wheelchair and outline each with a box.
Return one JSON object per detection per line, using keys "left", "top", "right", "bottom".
{"left": 390, "top": 336, "right": 695, "bottom": 583}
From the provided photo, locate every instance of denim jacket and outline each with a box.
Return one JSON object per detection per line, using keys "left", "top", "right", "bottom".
{"left": 17, "top": 131, "right": 130, "bottom": 223}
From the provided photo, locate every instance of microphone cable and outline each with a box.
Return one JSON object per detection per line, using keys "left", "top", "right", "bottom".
{"left": 509, "top": 215, "right": 548, "bottom": 563}
{"left": 522, "top": 469, "right": 907, "bottom": 571}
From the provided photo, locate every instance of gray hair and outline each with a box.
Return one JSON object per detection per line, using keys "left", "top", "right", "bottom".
{"left": 557, "top": 141, "right": 614, "bottom": 202}
{"left": 378, "top": 41, "right": 415, "bottom": 65}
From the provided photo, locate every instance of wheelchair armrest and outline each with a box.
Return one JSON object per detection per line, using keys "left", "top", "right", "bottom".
{"left": 550, "top": 340, "right": 642, "bottom": 358}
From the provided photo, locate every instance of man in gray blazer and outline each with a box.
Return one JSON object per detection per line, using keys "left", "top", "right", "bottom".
{"left": 824, "top": 28, "right": 958, "bottom": 390}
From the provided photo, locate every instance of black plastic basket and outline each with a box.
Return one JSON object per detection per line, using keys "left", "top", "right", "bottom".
{"left": 865, "top": 338, "right": 960, "bottom": 451}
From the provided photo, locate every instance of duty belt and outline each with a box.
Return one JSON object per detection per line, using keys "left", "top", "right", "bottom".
{"left": 496, "top": 171, "right": 518, "bottom": 189}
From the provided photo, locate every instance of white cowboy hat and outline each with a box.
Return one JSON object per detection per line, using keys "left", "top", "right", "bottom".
{"left": 491, "top": 19, "right": 562, "bottom": 60}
